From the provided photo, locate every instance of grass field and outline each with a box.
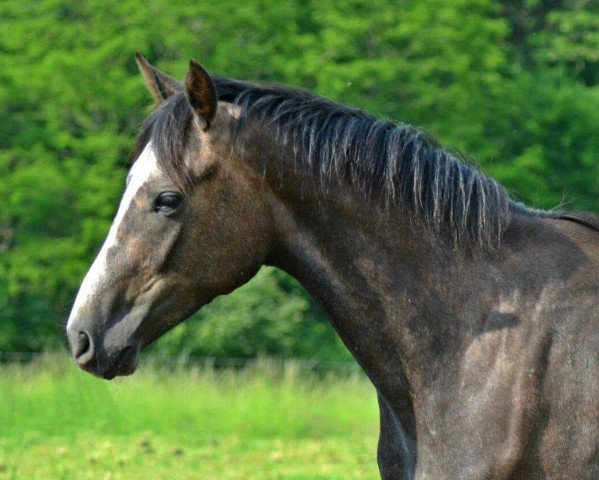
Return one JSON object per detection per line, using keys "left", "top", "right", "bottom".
{"left": 0, "top": 356, "right": 380, "bottom": 479}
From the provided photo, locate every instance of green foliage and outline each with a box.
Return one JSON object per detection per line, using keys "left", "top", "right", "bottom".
{"left": 0, "top": 0, "right": 598, "bottom": 356}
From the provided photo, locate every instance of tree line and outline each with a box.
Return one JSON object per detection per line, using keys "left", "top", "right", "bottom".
{"left": 0, "top": 0, "right": 597, "bottom": 358}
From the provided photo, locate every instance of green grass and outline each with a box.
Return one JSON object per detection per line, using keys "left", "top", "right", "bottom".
{"left": 0, "top": 356, "right": 380, "bottom": 479}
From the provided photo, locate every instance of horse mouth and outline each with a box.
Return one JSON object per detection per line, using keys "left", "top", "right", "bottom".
{"left": 99, "top": 346, "right": 139, "bottom": 380}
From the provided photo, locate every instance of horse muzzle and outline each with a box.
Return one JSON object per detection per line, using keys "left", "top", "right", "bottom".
{"left": 67, "top": 325, "right": 140, "bottom": 380}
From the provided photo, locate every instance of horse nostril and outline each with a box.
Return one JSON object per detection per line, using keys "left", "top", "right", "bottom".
{"left": 74, "top": 331, "right": 92, "bottom": 360}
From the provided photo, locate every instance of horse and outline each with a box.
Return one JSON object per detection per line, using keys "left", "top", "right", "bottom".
{"left": 66, "top": 53, "right": 599, "bottom": 479}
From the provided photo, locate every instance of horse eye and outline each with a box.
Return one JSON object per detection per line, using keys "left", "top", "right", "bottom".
{"left": 153, "top": 192, "right": 183, "bottom": 213}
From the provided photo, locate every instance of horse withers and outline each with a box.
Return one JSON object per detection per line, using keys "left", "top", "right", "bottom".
{"left": 67, "top": 54, "right": 599, "bottom": 479}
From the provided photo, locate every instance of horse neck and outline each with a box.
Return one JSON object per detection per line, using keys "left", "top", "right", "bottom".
{"left": 262, "top": 158, "right": 478, "bottom": 397}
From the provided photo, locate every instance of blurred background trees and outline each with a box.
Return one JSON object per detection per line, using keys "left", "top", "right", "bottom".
{"left": 0, "top": 0, "right": 597, "bottom": 357}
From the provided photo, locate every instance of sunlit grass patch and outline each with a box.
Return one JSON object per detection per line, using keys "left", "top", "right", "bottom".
{"left": 0, "top": 356, "right": 379, "bottom": 479}
{"left": 1, "top": 434, "right": 379, "bottom": 479}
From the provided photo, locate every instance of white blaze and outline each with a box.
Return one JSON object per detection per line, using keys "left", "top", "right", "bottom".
{"left": 67, "top": 143, "right": 159, "bottom": 328}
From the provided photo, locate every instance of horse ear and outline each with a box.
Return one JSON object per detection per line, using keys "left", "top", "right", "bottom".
{"left": 185, "top": 60, "right": 217, "bottom": 131}
{"left": 135, "top": 52, "right": 181, "bottom": 104}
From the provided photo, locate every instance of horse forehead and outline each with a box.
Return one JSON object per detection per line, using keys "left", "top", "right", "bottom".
{"left": 109, "top": 142, "right": 160, "bottom": 239}
{"left": 128, "top": 142, "right": 160, "bottom": 189}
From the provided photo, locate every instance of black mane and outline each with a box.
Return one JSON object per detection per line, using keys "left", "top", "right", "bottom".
{"left": 135, "top": 75, "right": 526, "bottom": 247}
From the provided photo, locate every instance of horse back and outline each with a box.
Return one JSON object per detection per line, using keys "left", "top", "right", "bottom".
{"left": 526, "top": 215, "right": 599, "bottom": 477}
